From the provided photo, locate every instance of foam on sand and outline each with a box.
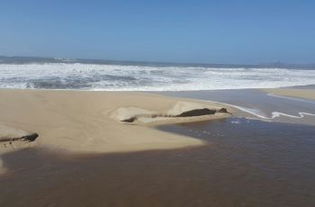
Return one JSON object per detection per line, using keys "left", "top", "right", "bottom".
{"left": 228, "top": 103, "right": 315, "bottom": 120}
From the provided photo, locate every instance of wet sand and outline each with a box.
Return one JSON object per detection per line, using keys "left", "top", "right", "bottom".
{"left": 1, "top": 118, "right": 315, "bottom": 206}
{"left": 265, "top": 88, "right": 315, "bottom": 101}
{"left": 158, "top": 89, "right": 315, "bottom": 126}
{"left": 1, "top": 89, "right": 315, "bottom": 206}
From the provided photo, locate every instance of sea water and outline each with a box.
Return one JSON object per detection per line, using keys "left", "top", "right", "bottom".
{"left": 1, "top": 62, "right": 315, "bottom": 91}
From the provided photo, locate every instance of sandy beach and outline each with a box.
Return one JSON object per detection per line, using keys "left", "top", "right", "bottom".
{"left": 1, "top": 89, "right": 315, "bottom": 206}
{"left": 2, "top": 0, "right": 315, "bottom": 205}
{"left": 0, "top": 89, "right": 231, "bottom": 157}
{"left": 264, "top": 88, "right": 315, "bottom": 101}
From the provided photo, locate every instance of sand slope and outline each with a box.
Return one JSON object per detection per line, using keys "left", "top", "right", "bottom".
{"left": 0, "top": 89, "right": 231, "bottom": 155}
{"left": 265, "top": 88, "right": 315, "bottom": 101}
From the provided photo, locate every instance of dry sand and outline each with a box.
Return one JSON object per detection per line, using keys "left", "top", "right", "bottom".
{"left": 0, "top": 89, "right": 231, "bottom": 158}
{"left": 265, "top": 88, "right": 315, "bottom": 101}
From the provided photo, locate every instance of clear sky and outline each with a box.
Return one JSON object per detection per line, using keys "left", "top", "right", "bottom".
{"left": 0, "top": 0, "right": 314, "bottom": 64}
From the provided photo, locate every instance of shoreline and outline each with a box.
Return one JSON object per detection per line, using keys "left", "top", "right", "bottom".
{"left": 1, "top": 87, "right": 314, "bottom": 158}
{"left": 0, "top": 89, "right": 232, "bottom": 157}
{"left": 2, "top": 116, "right": 315, "bottom": 206}
{"left": 1, "top": 88, "right": 315, "bottom": 206}
{"left": 264, "top": 88, "right": 315, "bottom": 101}
{"left": 156, "top": 87, "right": 315, "bottom": 126}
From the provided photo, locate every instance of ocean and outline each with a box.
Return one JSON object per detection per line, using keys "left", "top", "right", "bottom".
{"left": 2, "top": 59, "right": 315, "bottom": 124}
{"left": 1, "top": 59, "right": 315, "bottom": 91}
{"left": 1, "top": 58, "right": 315, "bottom": 206}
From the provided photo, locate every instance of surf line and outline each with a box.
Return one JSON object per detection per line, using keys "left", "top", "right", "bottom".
{"left": 207, "top": 101, "right": 315, "bottom": 120}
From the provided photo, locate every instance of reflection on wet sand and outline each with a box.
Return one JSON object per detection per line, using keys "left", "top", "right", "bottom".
{"left": 158, "top": 89, "right": 315, "bottom": 125}
{"left": 1, "top": 118, "right": 315, "bottom": 207}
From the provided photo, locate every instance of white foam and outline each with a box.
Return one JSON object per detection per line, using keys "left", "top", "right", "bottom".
{"left": 224, "top": 102, "right": 315, "bottom": 120}
{"left": 0, "top": 63, "right": 315, "bottom": 91}
{"left": 270, "top": 112, "right": 315, "bottom": 119}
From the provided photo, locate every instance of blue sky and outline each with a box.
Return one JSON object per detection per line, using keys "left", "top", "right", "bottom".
{"left": 0, "top": 0, "right": 314, "bottom": 64}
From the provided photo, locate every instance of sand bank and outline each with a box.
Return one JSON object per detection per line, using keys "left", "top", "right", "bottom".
{"left": 0, "top": 89, "right": 231, "bottom": 155}
{"left": 264, "top": 88, "right": 315, "bottom": 101}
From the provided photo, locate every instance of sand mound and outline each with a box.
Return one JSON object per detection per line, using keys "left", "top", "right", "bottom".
{"left": 0, "top": 125, "right": 39, "bottom": 174}
{"left": 112, "top": 101, "right": 230, "bottom": 125}
{"left": 0, "top": 125, "right": 38, "bottom": 154}
{"left": 0, "top": 125, "right": 31, "bottom": 138}
{"left": 110, "top": 107, "right": 156, "bottom": 122}
{"left": 0, "top": 90, "right": 232, "bottom": 155}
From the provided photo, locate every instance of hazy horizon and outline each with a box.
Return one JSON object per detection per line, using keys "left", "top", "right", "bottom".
{"left": 1, "top": 55, "right": 315, "bottom": 68}
{"left": 1, "top": 0, "right": 315, "bottom": 64}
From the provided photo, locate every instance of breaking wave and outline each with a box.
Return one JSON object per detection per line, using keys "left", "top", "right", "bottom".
{"left": 1, "top": 63, "right": 315, "bottom": 91}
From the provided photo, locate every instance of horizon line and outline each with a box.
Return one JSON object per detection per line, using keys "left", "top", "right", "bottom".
{"left": 0, "top": 55, "right": 315, "bottom": 69}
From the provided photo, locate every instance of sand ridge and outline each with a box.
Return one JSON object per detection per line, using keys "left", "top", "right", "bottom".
{"left": 111, "top": 101, "right": 230, "bottom": 125}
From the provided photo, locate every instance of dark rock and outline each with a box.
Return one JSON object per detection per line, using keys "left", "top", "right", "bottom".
{"left": 21, "top": 133, "right": 39, "bottom": 142}
{"left": 0, "top": 133, "right": 39, "bottom": 143}
{"left": 177, "top": 108, "right": 216, "bottom": 117}
{"left": 218, "top": 108, "right": 228, "bottom": 113}
{"left": 121, "top": 117, "right": 137, "bottom": 123}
